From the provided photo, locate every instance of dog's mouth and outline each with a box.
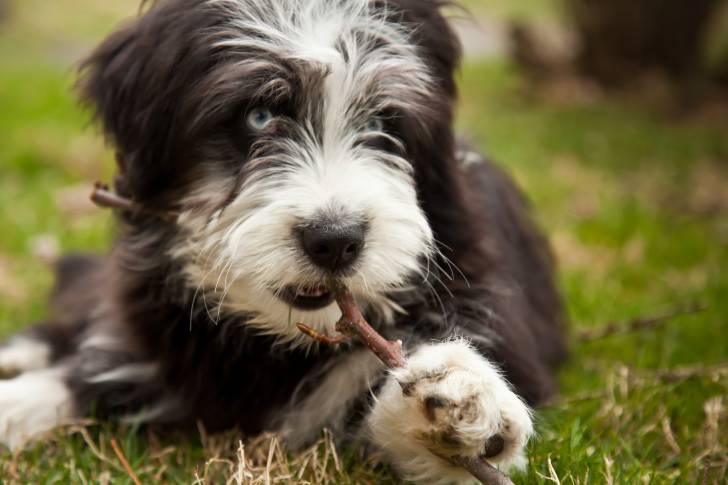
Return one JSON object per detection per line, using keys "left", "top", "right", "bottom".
{"left": 278, "top": 284, "right": 334, "bottom": 310}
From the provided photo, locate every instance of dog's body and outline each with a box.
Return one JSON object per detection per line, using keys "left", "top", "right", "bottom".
{"left": 0, "top": 1, "right": 566, "bottom": 482}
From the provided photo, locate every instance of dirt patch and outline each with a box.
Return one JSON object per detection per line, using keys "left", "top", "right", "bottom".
{"left": 451, "top": 15, "right": 508, "bottom": 60}
{"left": 0, "top": 255, "right": 27, "bottom": 303}
{"left": 552, "top": 231, "right": 647, "bottom": 276}
{"left": 55, "top": 183, "right": 98, "bottom": 218}
{"left": 686, "top": 160, "right": 728, "bottom": 215}
{"left": 29, "top": 234, "right": 60, "bottom": 264}
{"left": 628, "top": 159, "right": 728, "bottom": 217}
{"left": 551, "top": 156, "right": 619, "bottom": 220}
{"left": 551, "top": 231, "right": 615, "bottom": 275}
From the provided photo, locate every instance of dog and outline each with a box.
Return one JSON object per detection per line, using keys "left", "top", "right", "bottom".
{"left": 0, "top": 0, "right": 567, "bottom": 482}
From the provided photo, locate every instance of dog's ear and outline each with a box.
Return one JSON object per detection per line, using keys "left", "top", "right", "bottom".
{"left": 78, "top": 3, "right": 219, "bottom": 202}
{"left": 381, "top": 0, "right": 462, "bottom": 98}
{"left": 380, "top": 1, "right": 488, "bottom": 281}
{"left": 80, "top": 15, "right": 168, "bottom": 201}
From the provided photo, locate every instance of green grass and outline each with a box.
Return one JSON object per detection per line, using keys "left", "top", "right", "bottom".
{"left": 459, "top": 0, "right": 559, "bottom": 20}
{"left": 1, "top": 1, "right": 727, "bottom": 483}
{"left": 457, "top": 63, "right": 728, "bottom": 484}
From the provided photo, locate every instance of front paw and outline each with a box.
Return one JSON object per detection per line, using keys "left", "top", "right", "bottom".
{"left": 367, "top": 340, "right": 533, "bottom": 483}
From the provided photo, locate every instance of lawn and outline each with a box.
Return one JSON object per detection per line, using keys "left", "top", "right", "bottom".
{"left": 1, "top": 1, "right": 727, "bottom": 484}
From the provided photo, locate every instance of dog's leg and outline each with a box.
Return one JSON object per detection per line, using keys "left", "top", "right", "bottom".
{"left": 0, "top": 366, "right": 74, "bottom": 450}
{"left": 274, "top": 349, "right": 386, "bottom": 448}
{"left": 0, "top": 318, "right": 88, "bottom": 378}
{"left": 0, "top": 320, "right": 166, "bottom": 450}
{"left": 0, "top": 336, "right": 52, "bottom": 376}
{"left": 367, "top": 339, "right": 533, "bottom": 484}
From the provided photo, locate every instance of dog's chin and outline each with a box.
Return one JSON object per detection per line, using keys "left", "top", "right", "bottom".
{"left": 277, "top": 284, "right": 334, "bottom": 311}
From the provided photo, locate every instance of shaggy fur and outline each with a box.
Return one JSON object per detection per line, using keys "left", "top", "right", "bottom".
{"left": 0, "top": 0, "right": 566, "bottom": 482}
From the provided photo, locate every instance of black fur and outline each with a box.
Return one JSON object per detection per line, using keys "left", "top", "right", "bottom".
{"left": 7, "top": 0, "right": 567, "bottom": 462}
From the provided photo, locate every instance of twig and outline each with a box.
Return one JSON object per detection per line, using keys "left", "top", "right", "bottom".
{"left": 90, "top": 182, "right": 135, "bottom": 212}
{"left": 297, "top": 279, "right": 515, "bottom": 485}
{"left": 295, "top": 323, "right": 349, "bottom": 346}
{"left": 67, "top": 425, "right": 123, "bottom": 472}
{"left": 110, "top": 437, "right": 143, "bottom": 485}
{"left": 576, "top": 302, "right": 707, "bottom": 342}
{"left": 653, "top": 363, "right": 728, "bottom": 382}
{"left": 448, "top": 455, "right": 517, "bottom": 485}
{"left": 661, "top": 416, "right": 682, "bottom": 455}
{"left": 545, "top": 362, "right": 728, "bottom": 407}
{"left": 330, "top": 280, "right": 406, "bottom": 369}
{"left": 90, "top": 182, "right": 178, "bottom": 222}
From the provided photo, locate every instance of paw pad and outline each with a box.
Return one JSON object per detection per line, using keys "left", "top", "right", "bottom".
{"left": 484, "top": 434, "right": 505, "bottom": 458}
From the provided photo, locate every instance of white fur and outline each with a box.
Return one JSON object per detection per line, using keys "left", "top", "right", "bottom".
{"left": 457, "top": 150, "right": 484, "bottom": 168}
{"left": 367, "top": 340, "right": 533, "bottom": 484}
{"left": 172, "top": 0, "right": 437, "bottom": 346}
{"left": 86, "top": 363, "right": 158, "bottom": 385}
{"left": 278, "top": 350, "right": 384, "bottom": 447}
{"left": 0, "top": 337, "right": 51, "bottom": 375}
{"left": 0, "top": 367, "right": 74, "bottom": 450}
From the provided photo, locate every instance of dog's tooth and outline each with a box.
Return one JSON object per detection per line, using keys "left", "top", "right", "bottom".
{"left": 293, "top": 285, "right": 328, "bottom": 298}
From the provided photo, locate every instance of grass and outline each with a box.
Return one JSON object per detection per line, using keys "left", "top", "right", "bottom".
{"left": 459, "top": 0, "right": 559, "bottom": 21}
{"left": 1, "top": 1, "right": 727, "bottom": 483}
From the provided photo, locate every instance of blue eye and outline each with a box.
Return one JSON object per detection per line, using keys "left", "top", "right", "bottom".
{"left": 247, "top": 107, "right": 274, "bottom": 130}
{"left": 364, "top": 118, "right": 384, "bottom": 133}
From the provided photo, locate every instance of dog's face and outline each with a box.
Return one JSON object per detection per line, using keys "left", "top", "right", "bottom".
{"left": 82, "top": 0, "right": 461, "bottom": 343}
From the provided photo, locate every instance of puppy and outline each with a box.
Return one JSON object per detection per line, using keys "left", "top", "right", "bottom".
{"left": 0, "top": 0, "right": 567, "bottom": 482}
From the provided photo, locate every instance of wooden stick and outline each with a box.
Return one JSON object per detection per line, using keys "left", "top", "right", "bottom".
{"left": 90, "top": 182, "right": 178, "bottom": 222}
{"left": 90, "top": 182, "right": 136, "bottom": 212}
{"left": 330, "top": 280, "right": 406, "bottom": 369}
{"left": 576, "top": 302, "right": 707, "bottom": 342}
{"left": 297, "top": 280, "right": 515, "bottom": 485}
{"left": 296, "top": 323, "right": 349, "bottom": 346}
{"left": 110, "top": 437, "right": 142, "bottom": 485}
{"left": 449, "top": 455, "right": 518, "bottom": 485}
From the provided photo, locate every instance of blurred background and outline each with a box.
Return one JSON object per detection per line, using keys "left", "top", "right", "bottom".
{"left": 0, "top": 0, "right": 727, "bottom": 483}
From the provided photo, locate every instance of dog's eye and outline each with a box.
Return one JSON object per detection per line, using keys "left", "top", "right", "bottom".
{"left": 364, "top": 118, "right": 385, "bottom": 133}
{"left": 247, "top": 107, "right": 274, "bottom": 131}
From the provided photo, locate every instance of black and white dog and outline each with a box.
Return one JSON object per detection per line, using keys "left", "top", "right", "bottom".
{"left": 0, "top": 0, "right": 567, "bottom": 482}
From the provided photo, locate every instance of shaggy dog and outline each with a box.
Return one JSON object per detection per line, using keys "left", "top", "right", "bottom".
{"left": 0, "top": 0, "right": 567, "bottom": 482}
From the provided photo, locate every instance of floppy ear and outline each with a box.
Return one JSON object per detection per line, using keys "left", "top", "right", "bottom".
{"left": 384, "top": 1, "right": 489, "bottom": 281}
{"left": 78, "top": 2, "right": 221, "bottom": 203}
{"left": 383, "top": 0, "right": 462, "bottom": 97}
{"left": 80, "top": 16, "right": 169, "bottom": 202}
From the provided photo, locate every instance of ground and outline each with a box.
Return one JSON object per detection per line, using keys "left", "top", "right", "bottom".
{"left": 1, "top": 1, "right": 727, "bottom": 483}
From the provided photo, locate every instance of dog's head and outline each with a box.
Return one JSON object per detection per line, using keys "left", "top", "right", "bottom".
{"left": 81, "top": 0, "right": 463, "bottom": 344}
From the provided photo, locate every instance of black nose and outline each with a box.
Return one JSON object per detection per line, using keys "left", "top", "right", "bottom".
{"left": 301, "top": 222, "right": 366, "bottom": 272}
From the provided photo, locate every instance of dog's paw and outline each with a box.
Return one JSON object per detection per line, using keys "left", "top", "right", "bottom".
{"left": 367, "top": 339, "right": 533, "bottom": 484}
{"left": 0, "top": 337, "right": 51, "bottom": 378}
{"left": 0, "top": 368, "right": 73, "bottom": 450}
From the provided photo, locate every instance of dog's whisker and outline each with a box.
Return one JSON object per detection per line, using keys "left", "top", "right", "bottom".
{"left": 431, "top": 239, "right": 469, "bottom": 287}
{"left": 423, "top": 278, "right": 448, "bottom": 321}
